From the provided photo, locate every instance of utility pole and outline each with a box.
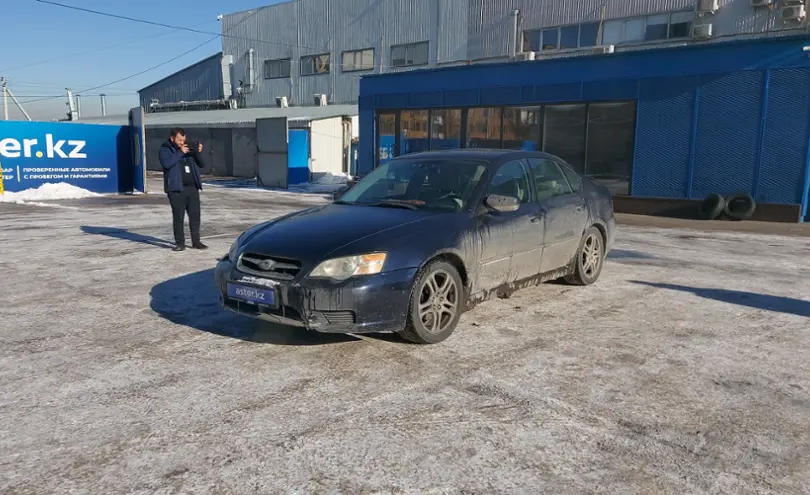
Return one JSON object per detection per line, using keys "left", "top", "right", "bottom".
{"left": 100, "top": 93, "right": 107, "bottom": 116}
{"left": 1, "top": 77, "right": 8, "bottom": 121}
{"left": 65, "top": 88, "right": 78, "bottom": 121}
{"left": 75, "top": 94, "right": 82, "bottom": 119}
{"left": 2, "top": 82, "right": 32, "bottom": 121}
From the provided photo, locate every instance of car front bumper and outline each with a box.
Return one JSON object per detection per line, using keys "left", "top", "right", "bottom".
{"left": 215, "top": 257, "right": 418, "bottom": 334}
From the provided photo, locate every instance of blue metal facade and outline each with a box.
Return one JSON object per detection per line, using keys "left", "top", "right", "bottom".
{"left": 358, "top": 35, "right": 810, "bottom": 220}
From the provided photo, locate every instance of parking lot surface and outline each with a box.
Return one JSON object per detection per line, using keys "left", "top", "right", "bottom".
{"left": 2, "top": 179, "right": 809, "bottom": 494}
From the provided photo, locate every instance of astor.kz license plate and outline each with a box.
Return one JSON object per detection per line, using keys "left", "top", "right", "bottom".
{"left": 227, "top": 283, "right": 276, "bottom": 306}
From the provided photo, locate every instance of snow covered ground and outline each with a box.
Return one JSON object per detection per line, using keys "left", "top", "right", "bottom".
{"left": 1, "top": 177, "right": 809, "bottom": 494}
{"left": 0, "top": 182, "right": 100, "bottom": 207}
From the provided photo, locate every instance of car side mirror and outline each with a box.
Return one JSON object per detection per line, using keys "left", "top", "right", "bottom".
{"left": 484, "top": 194, "right": 520, "bottom": 213}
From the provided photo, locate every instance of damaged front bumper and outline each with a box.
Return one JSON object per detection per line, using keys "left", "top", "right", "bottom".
{"left": 214, "top": 257, "right": 417, "bottom": 334}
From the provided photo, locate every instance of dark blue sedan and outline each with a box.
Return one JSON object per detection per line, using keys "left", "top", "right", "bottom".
{"left": 215, "top": 149, "right": 616, "bottom": 344}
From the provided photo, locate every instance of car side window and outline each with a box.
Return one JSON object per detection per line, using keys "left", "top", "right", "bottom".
{"left": 527, "top": 158, "right": 574, "bottom": 200}
{"left": 557, "top": 161, "right": 583, "bottom": 193}
{"left": 488, "top": 159, "right": 532, "bottom": 204}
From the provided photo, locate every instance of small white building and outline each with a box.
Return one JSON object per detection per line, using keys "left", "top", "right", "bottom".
{"left": 81, "top": 104, "right": 358, "bottom": 187}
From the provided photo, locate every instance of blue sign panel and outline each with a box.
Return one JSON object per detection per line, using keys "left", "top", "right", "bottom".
{"left": 0, "top": 120, "right": 129, "bottom": 193}
{"left": 288, "top": 129, "right": 310, "bottom": 185}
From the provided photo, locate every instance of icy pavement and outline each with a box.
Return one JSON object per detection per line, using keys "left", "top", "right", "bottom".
{"left": 1, "top": 179, "right": 809, "bottom": 494}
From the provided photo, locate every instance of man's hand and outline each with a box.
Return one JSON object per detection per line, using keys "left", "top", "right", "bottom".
{"left": 197, "top": 142, "right": 203, "bottom": 153}
{"left": 180, "top": 144, "right": 190, "bottom": 154}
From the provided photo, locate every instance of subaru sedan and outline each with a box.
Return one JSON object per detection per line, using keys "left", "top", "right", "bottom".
{"left": 215, "top": 149, "right": 615, "bottom": 344}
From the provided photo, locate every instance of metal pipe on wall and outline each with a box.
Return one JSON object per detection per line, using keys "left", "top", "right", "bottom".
{"left": 510, "top": 9, "right": 520, "bottom": 59}
{"left": 75, "top": 95, "right": 82, "bottom": 119}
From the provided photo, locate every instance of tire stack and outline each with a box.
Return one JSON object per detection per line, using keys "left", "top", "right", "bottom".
{"left": 698, "top": 193, "right": 756, "bottom": 221}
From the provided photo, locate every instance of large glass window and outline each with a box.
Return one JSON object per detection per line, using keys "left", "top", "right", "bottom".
{"left": 559, "top": 25, "right": 579, "bottom": 49}
{"left": 503, "top": 107, "right": 541, "bottom": 150}
{"left": 429, "top": 109, "right": 462, "bottom": 150}
{"left": 376, "top": 113, "right": 396, "bottom": 167}
{"left": 670, "top": 12, "right": 693, "bottom": 38}
{"left": 467, "top": 108, "right": 502, "bottom": 148}
{"left": 400, "top": 110, "right": 429, "bottom": 155}
{"left": 585, "top": 101, "right": 636, "bottom": 195}
{"left": 543, "top": 104, "right": 587, "bottom": 173}
{"left": 339, "top": 157, "right": 488, "bottom": 212}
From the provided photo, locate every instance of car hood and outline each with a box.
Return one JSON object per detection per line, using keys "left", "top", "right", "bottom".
{"left": 239, "top": 203, "right": 440, "bottom": 261}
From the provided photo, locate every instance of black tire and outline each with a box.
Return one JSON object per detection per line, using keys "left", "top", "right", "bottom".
{"left": 398, "top": 260, "right": 464, "bottom": 344}
{"left": 723, "top": 193, "right": 756, "bottom": 221}
{"left": 564, "top": 226, "right": 606, "bottom": 286}
{"left": 698, "top": 193, "right": 725, "bottom": 220}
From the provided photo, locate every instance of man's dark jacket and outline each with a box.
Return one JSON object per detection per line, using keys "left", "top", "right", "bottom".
{"left": 158, "top": 140, "right": 205, "bottom": 193}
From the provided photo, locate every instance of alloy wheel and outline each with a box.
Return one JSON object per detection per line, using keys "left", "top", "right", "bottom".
{"left": 417, "top": 269, "right": 459, "bottom": 334}
{"left": 581, "top": 233, "right": 603, "bottom": 278}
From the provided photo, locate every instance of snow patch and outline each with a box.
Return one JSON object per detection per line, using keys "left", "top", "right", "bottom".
{"left": 0, "top": 183, "right": 100, "bottom": 203}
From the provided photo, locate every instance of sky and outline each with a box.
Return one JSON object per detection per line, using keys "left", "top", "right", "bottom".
{"left": 1, "top": 0, "right": 281, "bottom": 121}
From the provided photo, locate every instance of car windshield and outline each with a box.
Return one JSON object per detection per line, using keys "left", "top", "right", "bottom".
{"left": 338, "top": 158, "right": 488, "bottom": 212}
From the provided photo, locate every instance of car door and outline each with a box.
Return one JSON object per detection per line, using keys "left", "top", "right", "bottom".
{"left": 527, "top": 157, "right": 590, "bottom": 274}
{"left": 474, "top": 159, "right": 544, "bottom": 291}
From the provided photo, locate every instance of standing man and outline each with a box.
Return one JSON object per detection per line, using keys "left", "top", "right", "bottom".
{"left": 158, "top": 127, "right": 208, "bottom": 252}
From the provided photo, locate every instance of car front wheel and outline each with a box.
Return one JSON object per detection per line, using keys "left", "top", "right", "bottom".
{"left": 398, "top": 260, "right": 463, "bottom": 344}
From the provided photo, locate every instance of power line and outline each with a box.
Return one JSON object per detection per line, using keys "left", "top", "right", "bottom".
{"left": 33, "top": 0, "right": 311, "bottom": 50}
{"left": 0, "top": 18, "right": 217, "bottom": 73}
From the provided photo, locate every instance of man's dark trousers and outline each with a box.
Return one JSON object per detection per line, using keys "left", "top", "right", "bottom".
{"left": 168, "top": 185, "right": 201, "bottom": 245}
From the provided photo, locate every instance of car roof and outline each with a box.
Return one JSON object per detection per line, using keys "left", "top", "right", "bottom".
{"left": 395, "top": 148, "right": 561, "bottom": 164}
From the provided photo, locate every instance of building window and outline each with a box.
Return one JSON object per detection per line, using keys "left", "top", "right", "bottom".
{"left": 503, "top": 106, "right": 542, "bottom": 150}
{"left": 300, "top": 53, "right": 330, "bottom": 76}
{"left": 376, "top": 113, "right": 396, "bottom": 167}
{"left": 264, "top": 58, "right": 290, "bottom": 79}
{"left": 525, "top": 11, "right": 693, "bottom": 51}
{"left": 602, "top": 11, "right": 694, "bottom": 45}
{"left": 391, "top": 42, "right": 429, "bottom": 67}
{"left": 342, "top": 48, "right": 375, "bottom": 72}
{"left": 400, "top": 110, "right": 429, "bottom": 154}
{"left": 584, "top": 101, "right": 636, "bottom": 195}
{"left": 543, "top": 104, "right": 587, "bottom": 173}
{"left": 467, "top": 108, "right": 502, "bottom": 148}
{"left": 429, "top": 109, "right": 462, "bottom": 150}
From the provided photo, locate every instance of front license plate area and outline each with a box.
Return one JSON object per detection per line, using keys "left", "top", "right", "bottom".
{"left": 227, "top": 283, "right": 277, "bottom": 307}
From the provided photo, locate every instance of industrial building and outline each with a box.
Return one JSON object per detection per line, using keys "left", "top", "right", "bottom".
{"left": 136, "top": 0, "right": 810, "bottom": 219}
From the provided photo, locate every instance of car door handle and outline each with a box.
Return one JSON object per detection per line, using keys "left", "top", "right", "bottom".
{"left": 530, "top": 216, "right": 542, "bottom": 224}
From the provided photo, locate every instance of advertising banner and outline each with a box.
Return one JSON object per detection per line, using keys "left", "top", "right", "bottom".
{"left": 0, "top": 120, "right": 130, "bottom": 194}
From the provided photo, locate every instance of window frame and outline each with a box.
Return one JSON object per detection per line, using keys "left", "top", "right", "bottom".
{"left": 341, "top": 48, "right": 375, "bottom": 72}
{"left": 263, "top": 58, "right": 291, "bottom": 80}
{"left": 390, "top": 41, "right": 430, "bottom": 68}
{"left": 300, "top": 53, "right": 331, "bottom": 76}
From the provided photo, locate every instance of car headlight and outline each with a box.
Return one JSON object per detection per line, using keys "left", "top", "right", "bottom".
{"left": 309, "top": 253, "right": 387, "bottom": 281}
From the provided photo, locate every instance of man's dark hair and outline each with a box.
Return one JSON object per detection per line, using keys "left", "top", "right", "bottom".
{"left": 170, "top": 127, "right": 186, "bottom": 138}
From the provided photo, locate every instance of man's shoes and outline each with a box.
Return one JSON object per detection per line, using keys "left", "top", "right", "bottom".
{"left": 191, "top": 241, "right": 208, "bottom": 250}
{"left": 173, "top": 244, "right": 186, "bottom": 252}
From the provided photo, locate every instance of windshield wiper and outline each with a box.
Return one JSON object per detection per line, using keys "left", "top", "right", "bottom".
{"left": 333, "top": 200, "right": 357, "bottom": 205}
{"left": 370, "top": 199, "right": 420, "bottom": 210}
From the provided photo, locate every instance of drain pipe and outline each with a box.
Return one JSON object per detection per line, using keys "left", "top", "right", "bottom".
{"left": 510, "top": 9, "right": 520, "bottom": 59}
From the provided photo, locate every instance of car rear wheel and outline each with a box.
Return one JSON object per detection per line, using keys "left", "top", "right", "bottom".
{"left": 399, "top": 260, "right": 463, "bottom": 344}
{"left": 565, "top": 226, "right": 605, "bottom": 286}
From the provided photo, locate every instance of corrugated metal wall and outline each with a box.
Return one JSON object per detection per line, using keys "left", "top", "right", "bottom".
{"left": 357, "top": 36, "right": 810, "bottom": 212}
{"left": 214, "top": 0, "right": 797, "bottom": 108}
{"left": 138, "top": 54, "right": 225, "bottom": 108}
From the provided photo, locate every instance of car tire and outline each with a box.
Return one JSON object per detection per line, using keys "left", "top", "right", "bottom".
{"left": 398, "top": 260, "right": 464, "bottom": 345}
{"left": 564, "top": 226, "right": 605, "bottom": 286}
{"left": 723, "top": 193, "right": 756, "bottom": 221}
{"left": 698, "top": 193, "right": 725, "bottom": 220}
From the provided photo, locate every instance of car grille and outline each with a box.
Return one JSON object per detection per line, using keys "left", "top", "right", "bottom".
{"left": 237, "top": 253, "right": 301, "bottom": 280}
